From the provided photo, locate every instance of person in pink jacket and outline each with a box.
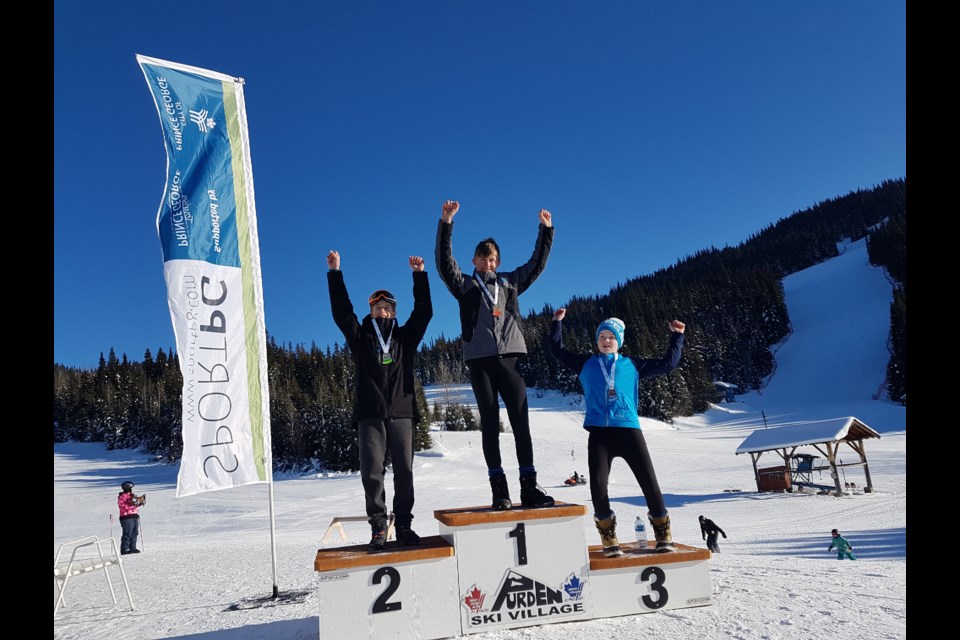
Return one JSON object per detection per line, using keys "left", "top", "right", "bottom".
{"left": 118, "top": 481, "right": 146, "bottom": 554}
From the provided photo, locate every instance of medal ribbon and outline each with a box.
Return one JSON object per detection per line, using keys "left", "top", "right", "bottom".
{"left": 372, "top": 318, "right": 395, "bottom": 360}
{"left": 473, "top": 270, "right": 499, "bottom": 312}
{"left": 597, "top": 354, "right": 618, "bottom": 393}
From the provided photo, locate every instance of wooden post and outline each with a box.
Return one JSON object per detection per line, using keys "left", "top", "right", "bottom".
{"left": 825, "top": 442, "right": 845, "bottom": 496}
{"left": 854, "top": 439, "right": 875, "bottom": 492}
{"left": 750, "top": 453, "right": 762, "bottom": 492}
{"left": 845, "top": 439, "right": 875, "bottom": 493}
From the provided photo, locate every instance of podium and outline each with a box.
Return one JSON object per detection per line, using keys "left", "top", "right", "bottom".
{"left": 314, "top": 503, "right": 713, "bottom": 639}
{"left": 436, "top": 503, "right": 592, "bottom": 634}
{"left": 588, "top": 540, "right": 713, "bottom": 617}
{"left": 313, "top": 536, "right": 461, "bottom": 640}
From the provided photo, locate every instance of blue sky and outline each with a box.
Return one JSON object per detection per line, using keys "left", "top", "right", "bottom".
{"left": 54, "top": 1, "right": 905, "bottom": 369}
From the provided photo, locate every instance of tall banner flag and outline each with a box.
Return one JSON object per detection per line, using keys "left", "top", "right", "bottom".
{"left": 137, "top": 55, "right": 272, "bottom": 498}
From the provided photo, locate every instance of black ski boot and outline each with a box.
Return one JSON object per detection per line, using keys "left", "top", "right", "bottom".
{"left": 519, "top": 472, "right": 555, "bottom": 508}
{"left": 368, "top": 517, "right": 388, "bottom": 553}
{"left": 395, "top": 519, "right": 422, "bottom": 546}
{"left": 489, "top": 474, "right": 513, "bottom": 510}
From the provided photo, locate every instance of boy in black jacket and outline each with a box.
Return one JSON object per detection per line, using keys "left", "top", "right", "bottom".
{"left": 327, "top": 250, "right": 432, "bottom": 551}
{"left": 699, "top": 515, "right": 727, "bottom": 553}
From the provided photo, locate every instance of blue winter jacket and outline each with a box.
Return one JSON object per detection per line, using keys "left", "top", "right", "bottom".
{"left": 549, "top": 319, "right": 684, "bottom": 429}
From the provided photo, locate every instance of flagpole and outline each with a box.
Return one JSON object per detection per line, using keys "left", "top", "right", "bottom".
{"left": 268, "top": 476, "right": 279, "bottom": 598}
{"left": 233, "top": 74, "right": 281, "bottom": 600}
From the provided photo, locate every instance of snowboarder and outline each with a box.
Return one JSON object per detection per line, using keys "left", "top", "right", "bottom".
{"left": 828, "top": 529, "right": 857, "bottom": 560}
{"left": 327, "top": 250, "right": 433, "bottom": 552}
{"left": 434, "top": 199, "right": 555, "bottom": 511}
{"left": 117, "top": 481, "right": 146, "bottom": 555}
{"left": 699, "top": 515, "right": 727, "bottom": 552}
{"left": 548, "top": 308, "right": 685, "bottom": 556}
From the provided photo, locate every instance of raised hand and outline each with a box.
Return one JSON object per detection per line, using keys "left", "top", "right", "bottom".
{"left": 553, "top": 307, "right": 566, "bottom": 321}
{"left": 441, "top": 200, "right": 460, "bottom": 223}
{"left": 539, "top": 209, "right": 553, "bottom": 228}
{"left": 669, "top": 320, "right": 686, "bottom": 333}
{"left": 409, "top": 255, "right": 425, "bottom": 272}
{"left": 326, "top": 250, "right": 341, "bottom": 270}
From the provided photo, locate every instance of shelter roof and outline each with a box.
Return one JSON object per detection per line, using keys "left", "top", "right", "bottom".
{"left": 734, "top": 417, "right": 880, "bottom": 455}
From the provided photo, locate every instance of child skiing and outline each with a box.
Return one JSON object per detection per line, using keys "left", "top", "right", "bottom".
{"left": 434, "top": 199, "right": 555, "bottom": 511}
{"left": 828, "top": 529, "right": 857, "bottom": 560}
{"left": 699, "top": 515, "right": 727, "bottom": 552}
{"left": 327, "top": 250, "right": 433, "bottom": 552}
{"left": 548, "top": 308, "right": 685, "bottom": 556}
{"left": 117, "top": 481, "right": 146, "bottom": 555}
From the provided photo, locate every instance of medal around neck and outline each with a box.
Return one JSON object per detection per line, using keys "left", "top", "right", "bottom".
{"left": 373, "top": 318, "right": 395, "bottom": 365}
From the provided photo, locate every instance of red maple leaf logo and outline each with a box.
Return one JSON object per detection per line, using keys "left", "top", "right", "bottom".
{"left": 462, "top": 585, "right": 486, "bottom": 613}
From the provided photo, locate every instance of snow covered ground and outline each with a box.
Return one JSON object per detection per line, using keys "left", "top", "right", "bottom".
{"left": 53, "top": 239, "right": 906, "bottom": 639}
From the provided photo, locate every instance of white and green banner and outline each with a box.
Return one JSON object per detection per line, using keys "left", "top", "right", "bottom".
{"left": 137, "top": 55, "right": 272, "bottom": 497}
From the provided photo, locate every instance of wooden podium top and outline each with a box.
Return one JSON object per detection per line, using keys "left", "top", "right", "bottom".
{"left": 434, "top": 502, "right": 588, "bottom": 527}
{"left": 314, "top": 535, "right": 454, "bottom": 572}
{"left": 588, "top": 541, "right": 711, "bottom": 570}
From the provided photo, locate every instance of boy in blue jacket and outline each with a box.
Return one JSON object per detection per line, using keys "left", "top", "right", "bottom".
{"left": 549, "top": 308, "right": 685, "bottom": 556}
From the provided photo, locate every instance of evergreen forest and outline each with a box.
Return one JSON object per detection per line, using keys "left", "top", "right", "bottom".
{"left": 54, "top": 178, "right": 906, "bottom": 472}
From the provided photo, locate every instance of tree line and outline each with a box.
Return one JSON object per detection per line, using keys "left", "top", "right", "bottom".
{"left": 54, "top": 178, "right": 906, "bottom": 471}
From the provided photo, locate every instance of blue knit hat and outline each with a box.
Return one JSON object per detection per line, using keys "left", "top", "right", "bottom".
{"left": 596, "top": 318, "right": 626, "bottom": 348}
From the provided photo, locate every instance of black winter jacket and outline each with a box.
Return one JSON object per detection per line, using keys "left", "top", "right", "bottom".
{"left": 435, "top": 219, "right": 553, "bottom": 361}
{"left": 327, "top": 269, "right": 432, "bottom": 424}
{"left": 700, "top": 518, "right": 726, "bottom": 539}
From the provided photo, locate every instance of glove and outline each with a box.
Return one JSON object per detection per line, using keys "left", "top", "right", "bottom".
{"left": 722, "top": 533, "right": 727, "bottom": 538}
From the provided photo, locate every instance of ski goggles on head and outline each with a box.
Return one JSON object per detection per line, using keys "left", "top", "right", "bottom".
{"left": 368, "top": 290, "right": 397, "bottom": 306}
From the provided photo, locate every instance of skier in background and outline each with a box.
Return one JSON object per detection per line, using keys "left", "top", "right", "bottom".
{"left": 828, "top": 529, "right": 857, "bottom": 560}
{"left": 699, "top": 515, "right": 727, "bottom": 552}
{"left": 118, "top": 481, "right": 146, "bottom": 555}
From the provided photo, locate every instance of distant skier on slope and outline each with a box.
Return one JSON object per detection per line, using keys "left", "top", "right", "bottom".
{"left": 828, "top": 529, "right": 857, "bottom": 560}
{"left": 699, "top": 515, "right": 727, "bottom": 552}
{"left": 118, "top": 481, "right": 146, "bottom": 555}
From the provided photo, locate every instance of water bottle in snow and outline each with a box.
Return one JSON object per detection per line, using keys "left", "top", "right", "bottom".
{"left": 635, "top": 516, "right": 647, "bottom": 548}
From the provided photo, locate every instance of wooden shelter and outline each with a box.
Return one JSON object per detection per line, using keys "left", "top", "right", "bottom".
{"left": 734, "top": 417, "right": 881, "bottom": 495}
